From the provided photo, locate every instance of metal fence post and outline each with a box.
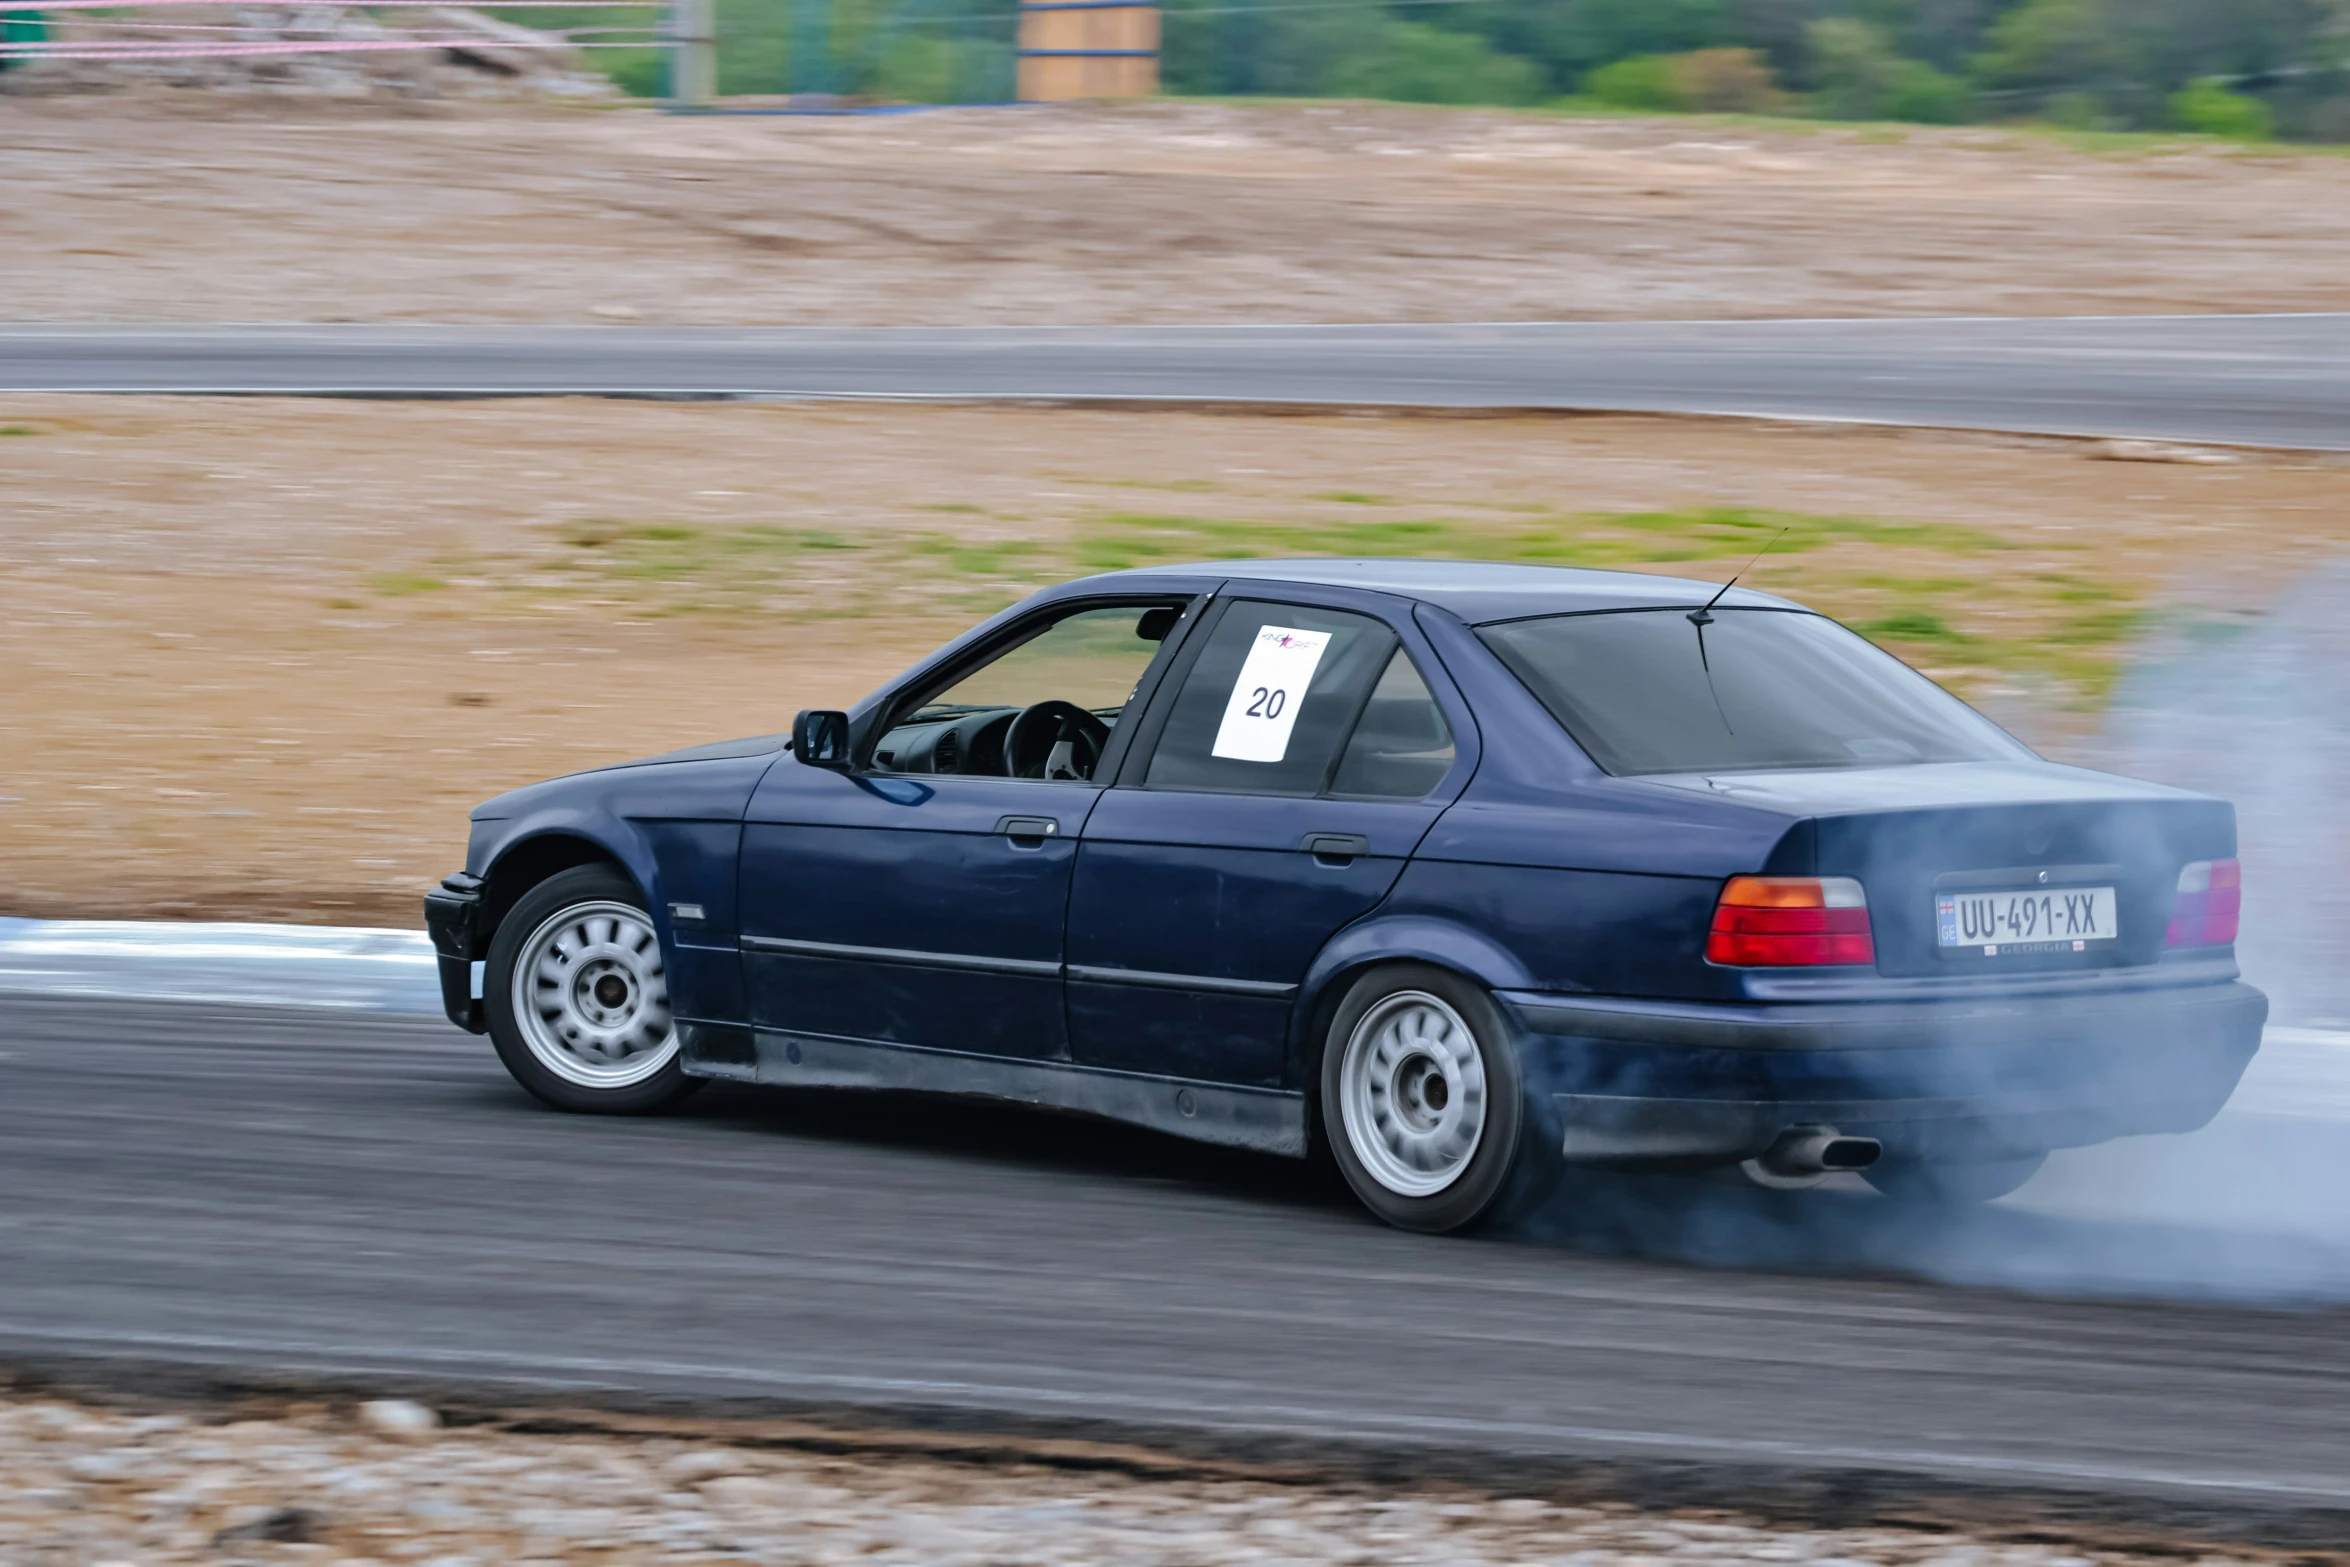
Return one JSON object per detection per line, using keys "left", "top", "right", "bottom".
{"left": 668, "top": 0, "right": 716, "bottom": 106}
{"left": 787, "top": 0, "right": 831, "bottom": 95}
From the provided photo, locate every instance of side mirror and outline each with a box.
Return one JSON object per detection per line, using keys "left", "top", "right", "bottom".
{"left": 792, "top": 709, "right": 852, "bottom": 769}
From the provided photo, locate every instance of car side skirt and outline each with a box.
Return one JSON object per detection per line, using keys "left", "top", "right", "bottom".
{"left": 679, "top": 1023, "right": 1309, "bottom": 1156}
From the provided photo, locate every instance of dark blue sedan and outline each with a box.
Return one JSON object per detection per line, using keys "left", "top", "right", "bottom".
{"left": 426, "top": 561, "right": 2265, "bottom": 1232}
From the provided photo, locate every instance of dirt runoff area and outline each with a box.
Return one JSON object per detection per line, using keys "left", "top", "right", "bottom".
{"left": 2, "top": 394, "right": 2345, "bottom": 926}
{"left": 0, "top": 1391, "right": 2311, "bottom": 1566}
{"left": 4, "top": 98, "right": 2350, "bottom": 325}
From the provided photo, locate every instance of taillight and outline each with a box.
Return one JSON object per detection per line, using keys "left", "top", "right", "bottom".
{"left": 1706, "top": 876, "right": 1875, "bottom": 967}
{"left": 2167, "top": 858, "right": 2241, "bottom": 947}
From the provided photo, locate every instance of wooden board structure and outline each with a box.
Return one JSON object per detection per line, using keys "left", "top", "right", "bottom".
{"left": 1017, "top": 2, "right": 1159, "bottom": 100}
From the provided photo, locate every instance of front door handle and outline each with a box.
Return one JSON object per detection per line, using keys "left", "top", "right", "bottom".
{"left": 1301, "top": 832, "right": 1370, "bottom": 866}
{"left": 997, "top": 815, "right": 1061, "bottom": 846}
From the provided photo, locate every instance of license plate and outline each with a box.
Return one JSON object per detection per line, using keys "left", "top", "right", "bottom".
{"left": 1936, "top": 886, "right": 2117, "bottom": 954}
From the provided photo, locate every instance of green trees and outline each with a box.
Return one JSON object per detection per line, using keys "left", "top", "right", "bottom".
{"left": 1971, "top": 0, "right": 2342, "bottom": 135}
{"left": 1178, "top": 0, "right": 2345, "bottom": 140}
{"left": 1327, "top": 23, "right": 1546, "bottom": 106}
{"left": 1808, "top": 18, "right": 1972, "bottom": 121}
{"left": 638, "top": 0, "right": 2349, "bottom": 142}
{"left": 2169, "top": 79, "right": 2278, "bottom": 138}
{"left": 1583, "top": 48, "right": 1782, "bottom": 112}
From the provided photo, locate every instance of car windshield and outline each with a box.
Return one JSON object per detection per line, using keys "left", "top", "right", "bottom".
{"left": 1478, "top": 608, "right": 2032, "bottom": 776}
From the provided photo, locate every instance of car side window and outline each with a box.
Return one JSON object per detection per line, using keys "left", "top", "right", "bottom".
{"left": 1142, "top": 602, "right": 1401, "bottom": 798}
{"left": 873, "top": 601, "right": 1184, "bottom": 780}
{"left": 1329, "top": 649, "right": 1456, "bottom": 800}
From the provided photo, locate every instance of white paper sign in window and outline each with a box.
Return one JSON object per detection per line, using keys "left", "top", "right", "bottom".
{"left": 1212, "top": 624, "right": 1332, "bottom": 763}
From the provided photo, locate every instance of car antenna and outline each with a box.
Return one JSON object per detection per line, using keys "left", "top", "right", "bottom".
{"left": 1688, "top": 526, "right": 1789, "bottom": 630}
{"left": 1686, "top": 526, "right": 1786, "bottom": 737}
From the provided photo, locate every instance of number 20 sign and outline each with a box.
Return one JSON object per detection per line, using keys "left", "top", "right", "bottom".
{"left": 1212, "top": 625, "right": 1331, "bottom": 763}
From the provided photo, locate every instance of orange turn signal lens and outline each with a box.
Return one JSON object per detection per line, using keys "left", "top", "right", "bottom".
{"left": 1706, "top": 876, "right": 1875, "bottom": 967}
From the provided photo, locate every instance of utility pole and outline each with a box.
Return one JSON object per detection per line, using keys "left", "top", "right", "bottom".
{"left": 667, "top": 0, "right": 715, "bottom": 107}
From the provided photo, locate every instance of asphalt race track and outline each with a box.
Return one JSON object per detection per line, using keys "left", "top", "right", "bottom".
{"left": 6, "top": 997, "right": 2348, "bottom": 1534}
{"left": 4, "top": 316, "right": 2348, "bottom": 449}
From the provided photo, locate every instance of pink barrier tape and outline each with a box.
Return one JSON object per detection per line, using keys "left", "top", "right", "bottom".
{"left": 18, "top": 0, "right": 659, "bottom": 9}
{"left": 42, "top": 18, "right": 356, "bottom": 26}
{"left": 38, "top": 17, "right": 622, "bottom": 28}
{"left": 1, "top": 33, "right": 652, "bottom": 54}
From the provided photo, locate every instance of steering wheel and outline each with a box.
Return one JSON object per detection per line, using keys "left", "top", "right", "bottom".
{"left": 1002, "top": 701, "right": 1113, "bottom": 781}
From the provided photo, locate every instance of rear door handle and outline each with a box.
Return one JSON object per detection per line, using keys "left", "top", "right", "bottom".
{"left": 1301, "top": 832, "right": 1370, "bottom": 866}
{"left": 997, "top": 815, "right": 1061, "bottom": 846}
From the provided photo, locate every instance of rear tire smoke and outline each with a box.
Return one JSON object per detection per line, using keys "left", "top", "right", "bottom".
{"left": 1863, "top": 1151, "right": 2047, "bottom": 1206}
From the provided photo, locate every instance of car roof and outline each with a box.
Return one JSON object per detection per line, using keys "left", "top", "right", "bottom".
{"left": 1079, "top": 558, "right": 1803, "bottom": 625}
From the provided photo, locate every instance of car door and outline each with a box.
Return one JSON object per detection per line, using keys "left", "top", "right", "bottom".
{"left": 738, "top": 597, "right": 1193, "bottom": 1061}
{"left": 1066, "top": 594, "right": 1474, "bottom": 1088}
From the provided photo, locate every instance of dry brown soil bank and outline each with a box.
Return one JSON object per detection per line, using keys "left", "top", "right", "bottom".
{"left": 4, "top": 99, "right": 2350, "bottom": 323}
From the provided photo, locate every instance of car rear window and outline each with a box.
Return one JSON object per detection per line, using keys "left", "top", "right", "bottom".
{"left": 1478, "top": 608, "right": 2032, "bottom": 776}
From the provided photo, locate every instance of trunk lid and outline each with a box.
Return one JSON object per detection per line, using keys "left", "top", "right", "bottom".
{"left": 1658, "top": 761, "right": 2235, "bottom": 978}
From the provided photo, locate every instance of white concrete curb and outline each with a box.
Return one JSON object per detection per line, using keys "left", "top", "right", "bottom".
{"left": 0, "top": 917, "right": 442, "bottom": 1013}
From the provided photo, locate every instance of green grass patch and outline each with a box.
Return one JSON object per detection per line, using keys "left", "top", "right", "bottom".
{"left": 1856, "top": 609, "right": 1971, "bottom": 645}
{"left": 1101, "top": 477, "right": 1222, "bottom": 494}
{"left": 1068, "top": 504, "right": 2135, "bottom": 704}
{"left": 367, "top": 572, "right": 448, "bottom": 596}
{"left": 2036, "top": 572, "right": 2125, "bottom": 604}
{"left": 460, "top": 499, "right": 2151, "bottom": 707}
{"left": 1072, "top": 504, "right": 2012, "bottom": 576}
{"left": 2033, "top": 606, "right": 2149, "bottom": 701}
{"left": 910, "top": 534, "right": 1048, "bottom": 580}
{"left": 561, "top": 518, "right": 856, "bottom": 571}
{"left": 0, "top": 425, "right": 37, "bottom": 437}
{"left": 538, "top": 518, "right": 875, "bottom": 611}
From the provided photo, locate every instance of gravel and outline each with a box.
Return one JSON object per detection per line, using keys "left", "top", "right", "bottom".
{"left": 0, "top": 1396, "right": 2263, "bottom": 1566}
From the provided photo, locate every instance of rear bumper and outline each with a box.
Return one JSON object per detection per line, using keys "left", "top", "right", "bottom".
{"left": 422, "top": 872, "right": 486, "bottom": 1034}
{"left": 1499, "top": 979, "right": 2267, "bottom": 1165}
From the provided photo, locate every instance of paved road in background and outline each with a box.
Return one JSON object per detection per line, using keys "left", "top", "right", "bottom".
{"left": 4, "top": 317, "right": 2347, "bottom": 448}
{"left": 6, "top": 997, "right": 2347, "bottom": 1530}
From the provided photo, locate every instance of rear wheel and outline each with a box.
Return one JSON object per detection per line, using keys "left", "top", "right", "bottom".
{"left": 1319, "top": 964, "right": 1560, "bottom": 1234}
{"left": 484, "top": 863, "right": 701, "bottom": 1114}
{"left": 1863, "top": 1150, "right": 2045, "bottom": 1206}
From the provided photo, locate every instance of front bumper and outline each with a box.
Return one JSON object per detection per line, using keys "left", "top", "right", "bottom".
{"left": 422, "top": 872, "right": 487, "bottom": 1034}
{"left": 1500, "top": 979, "right": 2267, "bottom": 1165}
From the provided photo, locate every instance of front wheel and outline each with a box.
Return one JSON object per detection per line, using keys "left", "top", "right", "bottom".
{"left": 484, "top": 863, "right": 702, "bottom": 1115}
{"left": 1319, "top": 964, "right": 1560, "bottom": 1234}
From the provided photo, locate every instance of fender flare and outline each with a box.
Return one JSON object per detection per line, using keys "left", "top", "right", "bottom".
{"left": 1290, "top": 914, "right": 1539, "bottom": 1084}
{"left": 474, "top": 812, "right": 664, "bottom": 941}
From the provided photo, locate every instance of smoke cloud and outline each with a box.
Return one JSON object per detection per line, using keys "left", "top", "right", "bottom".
{"left": 1524, "top": 560, "right": 2350, "bottom": 1304}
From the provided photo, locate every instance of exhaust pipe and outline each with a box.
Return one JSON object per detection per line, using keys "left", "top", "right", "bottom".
{"left": 1741, "top": 1125, "right": 1882, "bottom": 1189}
{"left": 1766, "top": 1127, "right": 1882, "bottom": 1174}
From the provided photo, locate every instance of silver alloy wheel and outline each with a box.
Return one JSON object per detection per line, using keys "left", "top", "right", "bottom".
{"left": 1338, "top": 990, "right": 1488, "bottom": 1198}
{"left": 510, "top": 899, "right": 677, "bottom": 1089}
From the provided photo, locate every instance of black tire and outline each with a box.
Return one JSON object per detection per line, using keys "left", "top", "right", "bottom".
{"left": 1318, "top": 963, "right": 1562, "bottom": 1234}
{"left": 1863, "top": 1150, "right": 2046, "bottom": 1206}
{"left": 484, "top": 862, "right": 703, "bottom": 1115}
